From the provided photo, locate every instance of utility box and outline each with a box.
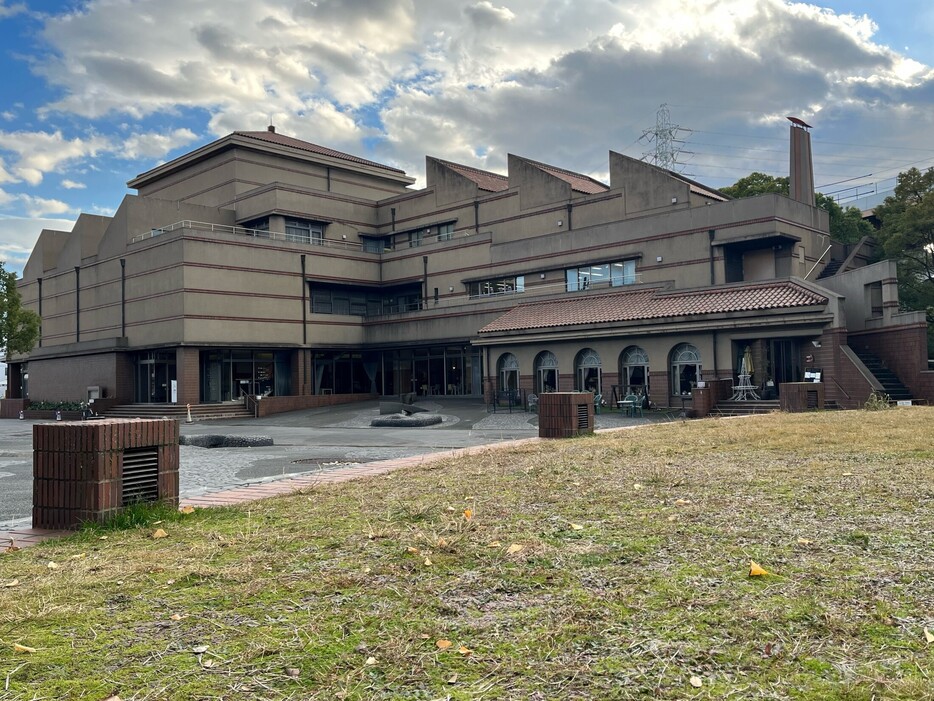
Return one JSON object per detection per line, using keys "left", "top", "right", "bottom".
{"left": 538, "top": 392, "right": 595, "bottom": 439}
{"left": 779, "top": 382, "right": 825, "bottom": 412}
{"left": 33, "top": 418, "right": 180, "bottom": 530}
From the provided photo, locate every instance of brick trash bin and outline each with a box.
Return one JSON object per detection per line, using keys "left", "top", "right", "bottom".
{"left": 33, "top": 418, "right": 180, "bottom": 530}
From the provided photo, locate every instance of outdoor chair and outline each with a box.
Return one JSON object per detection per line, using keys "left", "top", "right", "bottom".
{"left": 624, "top": 393, "right": 644, "bottom": 417}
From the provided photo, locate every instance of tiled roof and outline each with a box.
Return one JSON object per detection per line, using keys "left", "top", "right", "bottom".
{"left": 527, "top": 159, "right": 609, "bottom": 194}
{"left": 437, "top": 159, "right": 510, "bottom": 192}
{"left": 479, "top": 281, "right": 828, "bottom": 334}
{"left": 235, "top": 131, "right": 407, "bottom": 174}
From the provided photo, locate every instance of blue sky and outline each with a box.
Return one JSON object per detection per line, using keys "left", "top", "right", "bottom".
{"left": 1, "top": 0, "right": 934, "bottom": 281}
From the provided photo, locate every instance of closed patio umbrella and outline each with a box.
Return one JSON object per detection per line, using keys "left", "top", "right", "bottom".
{"left": 743, "top": 346, "right": 754, "bottom": 382}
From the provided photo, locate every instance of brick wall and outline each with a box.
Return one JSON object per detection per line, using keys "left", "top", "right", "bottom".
{"left": 33, "top": 418, "right": 179, "bottom": 530}
{"left": 0, "top": 399, "right": 28, "bottom": 419}
{"left": 255, "top": 392, "right": 376, "bottom": 417}
{"left": 850, "top": 323, "right": 934, "bottom": 402}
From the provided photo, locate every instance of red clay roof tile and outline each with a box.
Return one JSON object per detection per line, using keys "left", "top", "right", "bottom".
{"left": 436, "top": 159, "right": 510, "bottom": 192}
{"left": 479, "top": 281, "right": 828, "bottom": 334}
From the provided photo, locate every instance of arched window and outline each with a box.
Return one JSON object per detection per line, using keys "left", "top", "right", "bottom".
{"left": 619, "top": 346, "right": 649, "bottom": 395}
{"left": 670, "top": 343, "right": 701, "bottom": 396}
{"left": 575, "top": 348, "right": 602, "bottom": 393}
{"left": 534, "top": 351, "right": 559, "bottom": 394}
{"left": 497, "top": 353, "right": 519, "bottom": 393}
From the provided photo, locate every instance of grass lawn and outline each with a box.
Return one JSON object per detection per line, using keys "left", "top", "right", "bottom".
{"left": 1, "top": 409, "right": 933, "bottom": 700}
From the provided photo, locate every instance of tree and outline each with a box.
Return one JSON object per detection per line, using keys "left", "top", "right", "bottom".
{"left": 1, "top": 261, "right": 40, "bottom": 362}
{"left": 872, "top": 167, "right": 934, "bottom": 353}
{"left": 720, "top": 172, "right": 874, "bottom": 243}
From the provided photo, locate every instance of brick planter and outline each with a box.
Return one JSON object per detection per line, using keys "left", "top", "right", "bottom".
{"left": 538, "top": 392, "right": 594, "bottom": 439}
{"left": 33, "top": 418, "right": 180, "bottom": 530}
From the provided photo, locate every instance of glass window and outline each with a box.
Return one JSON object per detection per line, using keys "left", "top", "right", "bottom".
{"left": 438, "top": 222, "right": 454, "bottom": 241}
{"left": 670, "top": 343, "right": 701, "bottom": 396}
{"left": 408, "top": 230, "right": 422, "bottom": 248}
{"left": 285, "top": 218, "right": 324, "bottom": 245}
{"left": 568, "top": 259, "right": 637, "bottom": 291}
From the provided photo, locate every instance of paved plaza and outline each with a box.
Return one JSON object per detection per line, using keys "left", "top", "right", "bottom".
{"left": 0, "top": 399, "right": 655, "bottom": 537}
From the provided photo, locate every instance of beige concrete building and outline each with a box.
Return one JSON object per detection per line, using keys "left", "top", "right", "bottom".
{"left": 5, "top": 123, "right": 933, "bottom": 415}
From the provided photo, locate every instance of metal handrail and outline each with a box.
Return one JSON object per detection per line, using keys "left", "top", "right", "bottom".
{"left": 805, "top": 245, "right": 833, "bottom": 280}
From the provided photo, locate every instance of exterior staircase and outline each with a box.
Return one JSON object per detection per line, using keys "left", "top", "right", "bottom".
{"left": 850, "top": 349, "right": 913, "bottom": 401}
{"left": 817, "top": 259, "right": 843, "bottom": 279}
{"left": 102, "top": 401, "right": 254, "bottom": 421}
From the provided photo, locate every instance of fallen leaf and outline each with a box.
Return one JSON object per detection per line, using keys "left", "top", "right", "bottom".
{"left": 446, "top": 506, "right": 455, "bottom": 512}
{"left": 423, "top": 557, "right": 433, "bottom": 567}
{"left": 842, "top": 472, "right": 854, "bottom": 477}
{"left": 180, "top": 505, "right": 195, "bottom": 514}
{"left": 447, "top": 673, "right": 458, "bottom": 684}
{"left": 406, "top": 546, "right": 419, "bottom": 554}
{"left": 365, "top": 656, "right": 377, "bottom": 666}
{"left": 4, "top": 544, "right": 21, "bottom": 553}
{"left": 674, "top": 498, "right": 692, "bottom": 505}
{"left": 437, "top": 537, "right": 448, "bottom": 547}
{"left": 690, "top": 675, "right": 703, "bottom": 688}
{"left": 152, "top": 529, "right": 168, "bottom": 539}
{"left": 667, "top": 515, "right": 677, "bottom": 522}
{"left": 170, "top": 614, "right": 182, "bottom": 621}
{"left": 192, "top": 645, "right": 209, "bottom": 654}
{"left": 436, "top": 639, "right": 453, "bottom": 649}
{"left": 98, "top": 535, "right": 108, "bottom": 540}
{"left": 797, "top": 537, "right": 812, "bottom": 545}
{"left": 506, "top": 543, "right": 523, "bottom": 555}
{"left": 569, "top": 523, "right": 584, "bottom": 531}
{"left": 285, "top": 667, "right": 300, "bottom": 678}
{"left": 201, "top": 658, "right": 215, "bottom": 668}
{"left": 487, "top": 541, "right": 502, "bottom": 548}
{"left": 152, "top": 521, "right": 163, "bottom": 525}
{"left": 46, "top": 561, "right": 59, "bottom": 570}
{"left": 363, "top": 566, "right": 372, "bottom": 574}
{"left": 749, "top": 561, "right": 770, "bottom": 577}
{"left": 457, "top": 645, "right": 473, "bottom": 656}
{"left": 102, "top": 696, "right": 122, "bottom": 701}
{"left": 633, "top": 483, "right": 643, "bottom": 490}
{"left": 70, "top": 553, "right": 87, "bottom": 560}
{"left": 464, "top": 496, "right": 474, "bottom": 501}
{"left": 2, "top": 579, "right": 18, "bottom": 587}
{"left": 13, "top": 643, "right": 37, "bottom": 653}
{"left": 463, "top": 508, "right": 473, "bottom": 521}
{"left": 924, "top": 627, "right": 934, "bottom": 644}
{"left": 419, "top": 633, "right": 431, "bottom": 640}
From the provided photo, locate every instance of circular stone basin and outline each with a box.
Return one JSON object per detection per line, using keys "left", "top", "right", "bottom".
{"left": 180, "top": 434, "right": 274, "bottom": 448}
{"left": 370, "top": 413, "right": 443, "bottom": 427}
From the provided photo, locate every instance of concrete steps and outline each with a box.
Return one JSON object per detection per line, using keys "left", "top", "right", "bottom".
{"left": 102, "top": 402, "right": 254, "bottom": 421}
{"left": 851, "top": 349, "right": 913, "bottom": 401}
{"left": 713, "top": 400, "right": 781, "bottom": 416}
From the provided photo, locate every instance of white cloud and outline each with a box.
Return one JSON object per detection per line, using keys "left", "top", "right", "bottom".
{"left": 61, "top": 179, "right": 86, "bottom": 189}
{"left": 0, "top": 2, "right": 26, "bottom": 20}
{"left": 5, "top": 0, "right": 933, "bottom": 198}
{"left": 118, "top": 128, "right": 199, "bottom": 160}
{"left": 16, "top": 194, "right": 76, "bottom": 218}
{"left": 0, "top": 130, "right": 109, "bottom": 185}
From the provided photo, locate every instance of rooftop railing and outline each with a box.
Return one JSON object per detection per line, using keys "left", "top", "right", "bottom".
{"left": 130, "top": 220, "right": 366, "bottom": 251}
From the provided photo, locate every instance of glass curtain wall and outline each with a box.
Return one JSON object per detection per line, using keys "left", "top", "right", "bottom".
{"left": 199, "top": 350, "right": 291, "bottom": 402}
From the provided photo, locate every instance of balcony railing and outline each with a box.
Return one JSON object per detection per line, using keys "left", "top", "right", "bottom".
{"left": 131, "top": 220, "right": 366, "bottom": 251}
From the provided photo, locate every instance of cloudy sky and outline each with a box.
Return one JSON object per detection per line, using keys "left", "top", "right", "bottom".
{"left": 1, "top": 0, "right": 934, "bottom": 278}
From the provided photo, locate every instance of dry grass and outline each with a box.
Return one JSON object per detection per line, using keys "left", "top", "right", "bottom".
{"left": 1, "top": 408, "right": 933, "bottom": 700}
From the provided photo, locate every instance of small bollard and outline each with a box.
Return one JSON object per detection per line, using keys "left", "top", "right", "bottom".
{"left": 19, "top": 410, "right": 24, "bottom": 420}
{"left": 186, "top": 403, "right": 193, "bottom": 423}
{"left": 55, "top": 410, "right": 62, "bottom": 421}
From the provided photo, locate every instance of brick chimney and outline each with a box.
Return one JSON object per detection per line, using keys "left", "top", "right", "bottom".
{"left": 788, "top": 117, "right": 814, "bottom": 206}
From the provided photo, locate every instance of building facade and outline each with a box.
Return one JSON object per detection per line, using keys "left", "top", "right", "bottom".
{"left": 5, "top": 124, "right": 933, "bottom": 414}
